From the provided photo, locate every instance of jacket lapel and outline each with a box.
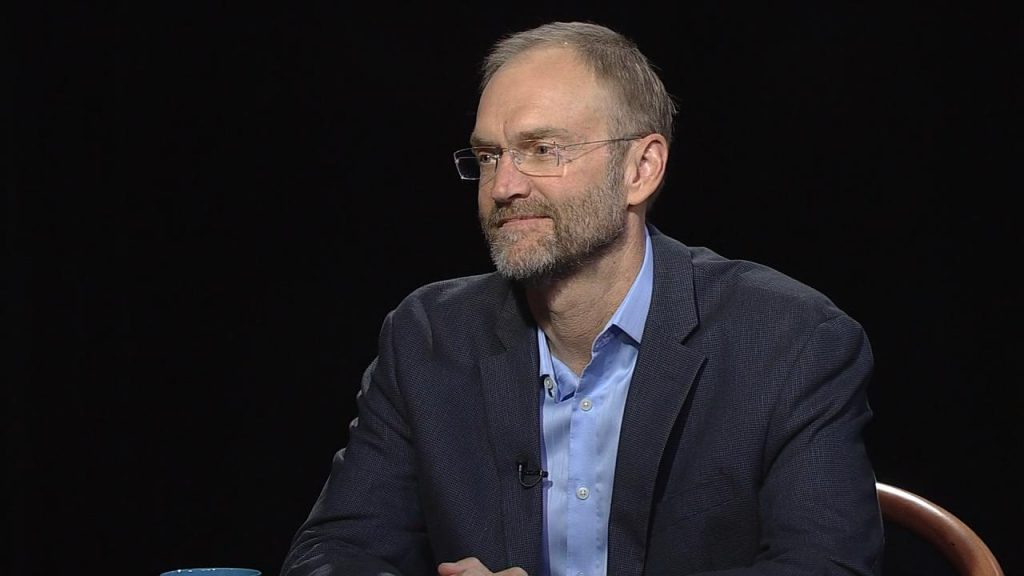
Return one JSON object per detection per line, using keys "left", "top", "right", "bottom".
{"left": 474, "top": 230, "right": 705, "bottom": 576}
{"left": 479, "top": 286, "right": 545, "bottom": 575}
{"left": 607, "top": 229, "right": 706, "bottom": 576}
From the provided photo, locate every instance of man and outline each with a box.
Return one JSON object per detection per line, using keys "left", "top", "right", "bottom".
{"left": 281, "top": 21, "right": 882, "bottom": 576}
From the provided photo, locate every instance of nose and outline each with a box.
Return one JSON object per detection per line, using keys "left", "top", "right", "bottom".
{"left": 486, "top": 152, "right": 531, "bottom": 203}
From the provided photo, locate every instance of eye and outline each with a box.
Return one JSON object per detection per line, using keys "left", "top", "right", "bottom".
{"left": 474, "top": 148, "right": 500, "bottom": 165}
{"left": 522, "top": 141, "right": 558, "bottom": 157}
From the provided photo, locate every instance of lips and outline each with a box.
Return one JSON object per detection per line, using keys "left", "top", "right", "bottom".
{"left": 489, "top": 204, "right": 552, "bottom": 228}
{"left": 498, "top": 215, "right": 547, "bottom": 227}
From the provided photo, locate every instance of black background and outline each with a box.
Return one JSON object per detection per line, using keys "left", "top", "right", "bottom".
{"left": 8, "top": 3, "right": 1021, "bottom": 576}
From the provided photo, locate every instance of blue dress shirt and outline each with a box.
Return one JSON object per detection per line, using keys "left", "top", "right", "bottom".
{"left": 536, "top": 229, "right": 654, "bottom": 576}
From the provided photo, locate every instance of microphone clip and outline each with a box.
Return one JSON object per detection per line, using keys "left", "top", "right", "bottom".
{"left": 516, "top": 460, "right": 548, "bottom": 489}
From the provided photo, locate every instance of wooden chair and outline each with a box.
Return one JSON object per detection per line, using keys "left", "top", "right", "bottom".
{"left": 877, "top": 482, "right": 1004, "bottom": 575}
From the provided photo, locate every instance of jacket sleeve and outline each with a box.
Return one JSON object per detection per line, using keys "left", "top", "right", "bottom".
{"left": 691, "top": 314, "right": 883, "bottom": 576}
{"left": 280, "top": 311, "right": 432, "bottom": 576}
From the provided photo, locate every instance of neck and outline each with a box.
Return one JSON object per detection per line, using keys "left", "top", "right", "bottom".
{"left": 527, "top": 220, "right": 647, "bottom": 375}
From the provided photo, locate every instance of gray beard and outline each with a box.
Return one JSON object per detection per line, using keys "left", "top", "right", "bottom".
{"left": 481, "top": 162, "right": 626, "bottom": 283}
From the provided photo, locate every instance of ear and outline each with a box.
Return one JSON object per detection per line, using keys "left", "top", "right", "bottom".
{"left": 624, "top": 134, "right": 668, "bottom": 207}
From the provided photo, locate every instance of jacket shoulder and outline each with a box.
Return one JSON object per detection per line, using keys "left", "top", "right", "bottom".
{"left": 652, "top": 229, "right": 855, "bottom": 326}
{"left": 381, "top": 272, "right": 518, "bottom": 360}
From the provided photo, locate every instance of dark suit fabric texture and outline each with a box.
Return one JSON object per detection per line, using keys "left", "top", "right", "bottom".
{"left": 281, "top": 226, "right": 883, "bottom": 576}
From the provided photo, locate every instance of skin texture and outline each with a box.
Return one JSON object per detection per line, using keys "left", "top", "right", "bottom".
{"left": 437, "top": 557, "right": 528, "bottom": 576}
{"left": 473, "top": 45, "right": 667, "bottom": 376}
{"left": 478, "top": 151, "right": 627, "bottom": 283}
{"left": 448, "top": 43, "right": 668, "bottom": 575}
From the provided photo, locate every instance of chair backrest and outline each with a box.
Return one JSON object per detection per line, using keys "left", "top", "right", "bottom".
{"left": 877, "top": 482, "right": 1003, "bottom": 576}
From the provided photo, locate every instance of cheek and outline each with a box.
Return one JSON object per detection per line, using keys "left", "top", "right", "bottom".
{"left": 477, "top": 195, "right": 499, "bottom": 224}
{"left": 477, "top": 188, "right": 494, "bottom": 212}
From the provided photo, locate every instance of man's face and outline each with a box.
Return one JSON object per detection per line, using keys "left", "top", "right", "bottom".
{"left": 472, "top": 47, "right": 628, "bottom": 282}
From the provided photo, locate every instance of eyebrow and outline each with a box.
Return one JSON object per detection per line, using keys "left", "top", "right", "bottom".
{"left": 469, "top": 127, "right": 575, "bottom": 148}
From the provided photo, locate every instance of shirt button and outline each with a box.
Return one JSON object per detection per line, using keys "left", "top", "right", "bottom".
{"left": 580, "top": 398, "right": 593, "bottom": 411}
{"left": 543, "top": 375, "right": 555, "bottom": 396}
{"left": 576, "top": 486, "right": 590, "bottom": 500}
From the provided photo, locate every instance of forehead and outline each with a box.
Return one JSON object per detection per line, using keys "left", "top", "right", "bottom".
{"left": 472, "top": 46, "right": 612, "bottom": 144}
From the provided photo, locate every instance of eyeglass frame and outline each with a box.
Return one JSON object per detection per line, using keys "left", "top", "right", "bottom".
{"left": 452, "top": 135, "right": 646, "bottom": 181}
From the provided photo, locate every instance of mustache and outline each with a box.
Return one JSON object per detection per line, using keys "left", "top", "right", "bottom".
{"left": 486, "top": 200, "right": 555, "bottom": 227}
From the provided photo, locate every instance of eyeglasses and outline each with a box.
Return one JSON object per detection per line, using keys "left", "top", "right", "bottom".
{"left": 453, "top": 137, "right": 643, "bottom": 181}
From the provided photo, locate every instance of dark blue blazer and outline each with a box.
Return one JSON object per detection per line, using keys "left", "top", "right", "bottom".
{"left": 282, "top": 227, "right": 883, "bottom": 576}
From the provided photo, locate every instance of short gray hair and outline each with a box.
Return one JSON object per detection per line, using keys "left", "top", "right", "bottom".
{"left": 481, "top": 21, "right": 677, "bottom": 147}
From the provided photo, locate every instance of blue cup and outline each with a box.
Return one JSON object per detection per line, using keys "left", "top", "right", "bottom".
{"left": 159, "top": 565, "right": 262, "bottom": 569}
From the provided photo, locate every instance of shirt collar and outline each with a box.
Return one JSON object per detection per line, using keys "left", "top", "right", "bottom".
{"left": 607, "top": 227, "right": 654, "bottom": 345}
{"left": 537, "top": 227, "right": 654, "bottom": 376}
